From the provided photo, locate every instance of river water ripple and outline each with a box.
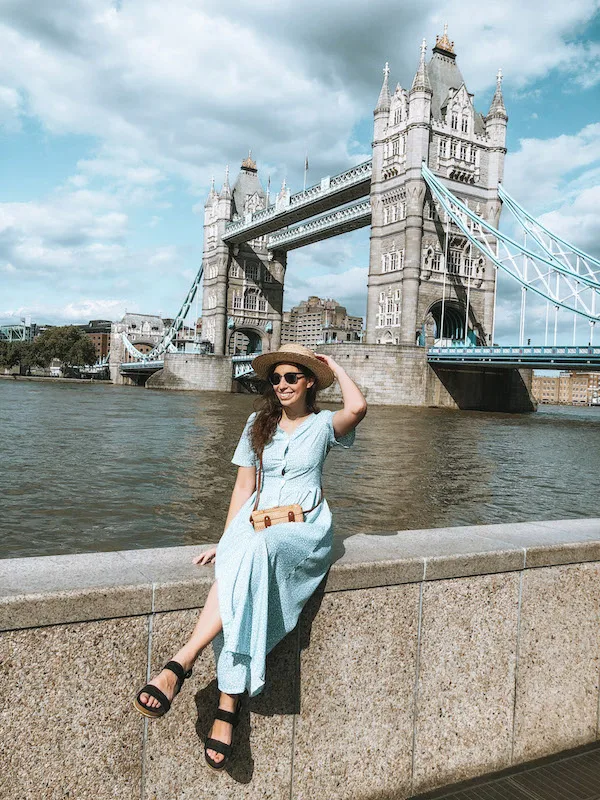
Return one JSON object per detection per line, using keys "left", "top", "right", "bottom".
{"left": 1, "top": 379, "right": 599, "bottom": 559}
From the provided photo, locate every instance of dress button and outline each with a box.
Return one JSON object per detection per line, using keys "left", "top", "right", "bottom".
{"left": 281, "top": 468, "right": 286, "bottom": 475}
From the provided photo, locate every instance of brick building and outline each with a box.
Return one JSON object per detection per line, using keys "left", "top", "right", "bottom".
{"left": 281, "top": 296, "right": 364, "bottom": 348}
{"left": 532, "top": 371, "right": 600, "bottom": 406}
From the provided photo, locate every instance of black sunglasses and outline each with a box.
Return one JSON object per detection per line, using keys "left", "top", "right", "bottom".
{"left": 268, "top": 372, "right": 307, "bottom": 386}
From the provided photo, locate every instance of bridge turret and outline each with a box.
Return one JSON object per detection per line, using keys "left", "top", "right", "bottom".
{"left": 485, "top": 69, "right": 508, "bottom": 187}
{"left": 373, "top": 62, "right": 391, "bottom": 172}
{"left": 407, "top": 39, "right": 433, "bottom": 167}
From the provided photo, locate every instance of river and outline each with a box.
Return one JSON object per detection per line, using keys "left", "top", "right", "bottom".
{"left": 1, "top": 378, "right": 599, "bottom": 559}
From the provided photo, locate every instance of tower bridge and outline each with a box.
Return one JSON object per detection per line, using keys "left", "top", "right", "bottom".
{"left": 110, "top": 26, "right": 600, "bottom": 411}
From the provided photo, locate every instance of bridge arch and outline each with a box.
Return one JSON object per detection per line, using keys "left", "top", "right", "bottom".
{"left": 123, "top": 340, "right": 156, "bottom": 362}
{"left": 424, "top": 300, "right": 477, "bottom": 345}
{"left": 227, "top": 326, "right": 266, "bottom": 356}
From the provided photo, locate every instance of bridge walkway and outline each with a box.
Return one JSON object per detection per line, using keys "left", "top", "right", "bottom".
{"left": 411, "top": 741, "right": 600, "bottom": 800}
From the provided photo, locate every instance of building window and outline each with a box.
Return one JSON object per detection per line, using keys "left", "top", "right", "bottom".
{"left": 245, "top": 261, "right": 259, "bottom": 281}
{"left": 448, "top": 249, "right": 462, "bottom": 275}
{"left": 258, "top": 296, "right": 267, "bottom": 312}
{"left": 451, "top": 113, "right": 458, "bottom": 130}
{"left": 244, "top": 289, "right": 257, "bottom": 310}
{"left": 376, "top": 289, "right": 401, "bottom": 327}
{"left": 264, "top": 267, "right": 274, "bottom": 282}
{"left": 450, "top": 139, "right": 457, "bottom": 158}
{"left": 383, "top": 198, "right": 406, "bottom": 225}
{"left": 230, "top": 262, "right": 240, "bottom": 278}
{"left": 461, "top": 116, "right": 469, "bottom": 134}
{"left": 233, "top": 292, "right": 242, "bottom": 309}
{"left": 460, "top": 143, "right": 468, "bottom": 161}
{"left": 394, "top": 108, "right": 401, "bottom": 125}
{"left": 382, "top": 249, "right": 404, "bottom": 273}
{"left": 383, "top": 204, "right": 397, "bottom": 225}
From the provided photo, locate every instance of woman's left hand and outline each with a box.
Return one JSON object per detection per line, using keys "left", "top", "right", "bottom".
{"left": 313, "top": 353, "right": 340, "bottom": 373}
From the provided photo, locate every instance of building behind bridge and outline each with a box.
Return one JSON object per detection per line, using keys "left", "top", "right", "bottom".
{"left": 532, "top": 372, "right": 600, "bottom": 406}
{"left": 75, "top": 320, "right": 112, "bottom": 361}
{"left": 281, "top": 295, "right": 364, "bottom": 349}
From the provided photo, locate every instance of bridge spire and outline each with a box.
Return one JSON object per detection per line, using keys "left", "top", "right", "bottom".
{"left": 220, "top": 164, "right": 231, "bottom": 198}
{"left": 375, "top": 62, "right": 391, "bottom": 113}
{"left": 487, "top": 67, "right": 508, "bottom": 120}
{"left": 204, "top": 175, "right": 217, "bottom": 207}
{"left": 411, "top": 39, "right": 432, "bottom": 92}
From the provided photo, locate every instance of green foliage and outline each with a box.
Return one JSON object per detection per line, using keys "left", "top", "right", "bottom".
{"left": 34, "top": 326, "right": 97, "bottom": 367}
{"left": 0, "top": 340, "right": 38, "bottom": 370}
{"left": 0, "top": 326, "right": 97, "bottom": 370}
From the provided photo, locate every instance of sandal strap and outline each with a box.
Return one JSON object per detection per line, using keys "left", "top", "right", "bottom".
{"left": 214, "top": 708, "right": 238, "bottom": 725}
{"left": 138, "top": 684, "right": 171, "bottom": 713}
{"left": 163, "top": 660, "right": 192, "bottom": 689}
{"left": 205, "top": 737, "right": 232, "bottom": 757}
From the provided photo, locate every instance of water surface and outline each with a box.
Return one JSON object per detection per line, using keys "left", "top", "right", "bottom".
{"left": 1, "top": 379, "right": 599, "bottom": 558}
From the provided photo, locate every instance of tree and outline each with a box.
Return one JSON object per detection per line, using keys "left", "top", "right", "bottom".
{"left": 0, "top": 341, "right": 38, "bottom": 374}
{"left": 33, "top": 326, "right": 97, "bottom": 367}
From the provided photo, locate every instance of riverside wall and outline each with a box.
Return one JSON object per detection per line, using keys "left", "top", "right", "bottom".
{"left": 144, "top": 345, "right": 537, "bottom": 412}
{"left": 1, "top": 518, "right": 599, "bottom": 799}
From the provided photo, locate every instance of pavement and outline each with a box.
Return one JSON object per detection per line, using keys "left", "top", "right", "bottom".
{"left": 410, "top": 741, "right": 600, "bottom": 800}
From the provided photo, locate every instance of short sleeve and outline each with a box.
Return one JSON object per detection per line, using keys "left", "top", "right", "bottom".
{"left": 326, "top": 409, "right": 356, "bottom": 449}
{"left": 231, "top": 412, "right": 258, "bottom": 467}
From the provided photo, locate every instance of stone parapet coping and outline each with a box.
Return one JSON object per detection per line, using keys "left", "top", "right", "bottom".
{"left": 2, "top": 518, "right": 599, "bottom": 632}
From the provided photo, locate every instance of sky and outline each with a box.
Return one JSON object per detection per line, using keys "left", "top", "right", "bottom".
{"left": 0, "top": 0, "right": 599, "bottom": 345}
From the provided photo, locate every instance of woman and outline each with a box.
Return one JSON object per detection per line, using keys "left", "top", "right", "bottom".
{"left": 134, "top": 343, "right": 367, "bottom": 770}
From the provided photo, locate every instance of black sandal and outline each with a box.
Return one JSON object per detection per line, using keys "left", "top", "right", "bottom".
{"left": 133, "top": 660, "right": 192, "bottom": 719}
{"left": 204, "top": 695, "right": 242, "bottom": 770}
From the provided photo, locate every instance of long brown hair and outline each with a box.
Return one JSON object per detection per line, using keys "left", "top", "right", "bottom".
{"left": 249, "top": 362, "right": 320, "bottom": 457}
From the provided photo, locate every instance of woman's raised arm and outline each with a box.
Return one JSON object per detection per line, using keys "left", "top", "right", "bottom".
{"left": 314, "top": 354, "right": 367, "bottom": 438}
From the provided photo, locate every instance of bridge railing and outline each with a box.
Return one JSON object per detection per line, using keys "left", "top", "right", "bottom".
{"left": 428, "top": 345, "right": 600, "bottom": 367}
{"left": 223, "top": 159, "right": 372, "bottom": 240}
{"left": 267, "top": 200, "right": 371, "bottom": 250}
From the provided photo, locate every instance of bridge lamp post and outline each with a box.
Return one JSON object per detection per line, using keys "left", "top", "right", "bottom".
{"left": 265, "top": 320, "right": 273, "bottom": 353}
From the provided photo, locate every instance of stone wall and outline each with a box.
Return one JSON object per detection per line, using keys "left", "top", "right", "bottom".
{"left": 147, "top": 352, "right": 233, "bottom": 392}
{"left": 317, "top": 343, "right": 536, "bottom": 411}
{"left": 2, "top": 518, "right": 599, "bottom": 799}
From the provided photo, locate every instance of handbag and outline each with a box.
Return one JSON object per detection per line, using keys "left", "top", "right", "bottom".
{"left": 249, "top": 451, "right": 323, "bottom": 531}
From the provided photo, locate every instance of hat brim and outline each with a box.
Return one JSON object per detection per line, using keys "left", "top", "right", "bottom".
{"left": 251, "top": 351, "right": 335, "bottom": 389}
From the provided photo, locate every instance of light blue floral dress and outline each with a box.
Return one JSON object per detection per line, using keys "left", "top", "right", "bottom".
{"left": 212, "top": 408, "right": 355, "bottom": 697}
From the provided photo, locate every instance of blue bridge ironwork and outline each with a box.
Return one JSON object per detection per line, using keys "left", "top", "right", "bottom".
{"left": 428, "top": 345, "right": 600, "bottom": 370}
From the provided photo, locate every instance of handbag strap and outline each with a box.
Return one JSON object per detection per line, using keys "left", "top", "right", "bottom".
{"left": 250, "top": 450, "right": 323, "bottom": 521}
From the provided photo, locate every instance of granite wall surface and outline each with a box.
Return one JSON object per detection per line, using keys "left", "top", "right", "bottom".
{"left": 146, "top": 352, "right": 233, "bottom": 392}
{"left": 1, "top": 518, "right": 599, "bottom": 799}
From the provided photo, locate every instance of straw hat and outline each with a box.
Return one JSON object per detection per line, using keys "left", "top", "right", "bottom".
{"left": 251, "top": 342, "right": 335, "bottom": 389}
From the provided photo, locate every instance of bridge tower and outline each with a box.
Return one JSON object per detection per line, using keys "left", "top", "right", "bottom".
{"left": 367, "top": 27, "right": 507, "bottom": 346}
{"left": 201, "top": 154, "right": 285, "bottom": 356}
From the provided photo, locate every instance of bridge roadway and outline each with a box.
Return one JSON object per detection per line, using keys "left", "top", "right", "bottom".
{"left": 266, "top": 199, "right": 371, "bottom": 251}
{"left": 222, "top": 159, "right": 372, "bottom": 245}
{"left": 428, "top": 345, "right": 600, "bottom": 371}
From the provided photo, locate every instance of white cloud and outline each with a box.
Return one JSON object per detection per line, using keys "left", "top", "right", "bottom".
{"left": 0, "top": 0, "right": 597, "bottom": 195}
{"left": 0, "top": 1, "right": 598, "bottom": 336}
{"left": 1, "top": 297, "right": 136, "bottom": 324}
{"left": 504, "top": 123, "right": 600, "bottom": 210}
{"left": 503, "top": 122, "right": 600, "bottom": 265}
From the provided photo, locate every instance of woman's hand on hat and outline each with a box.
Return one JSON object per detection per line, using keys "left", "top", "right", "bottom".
{"left": 314, "top": 353, "right": 340, "bottom": 373}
